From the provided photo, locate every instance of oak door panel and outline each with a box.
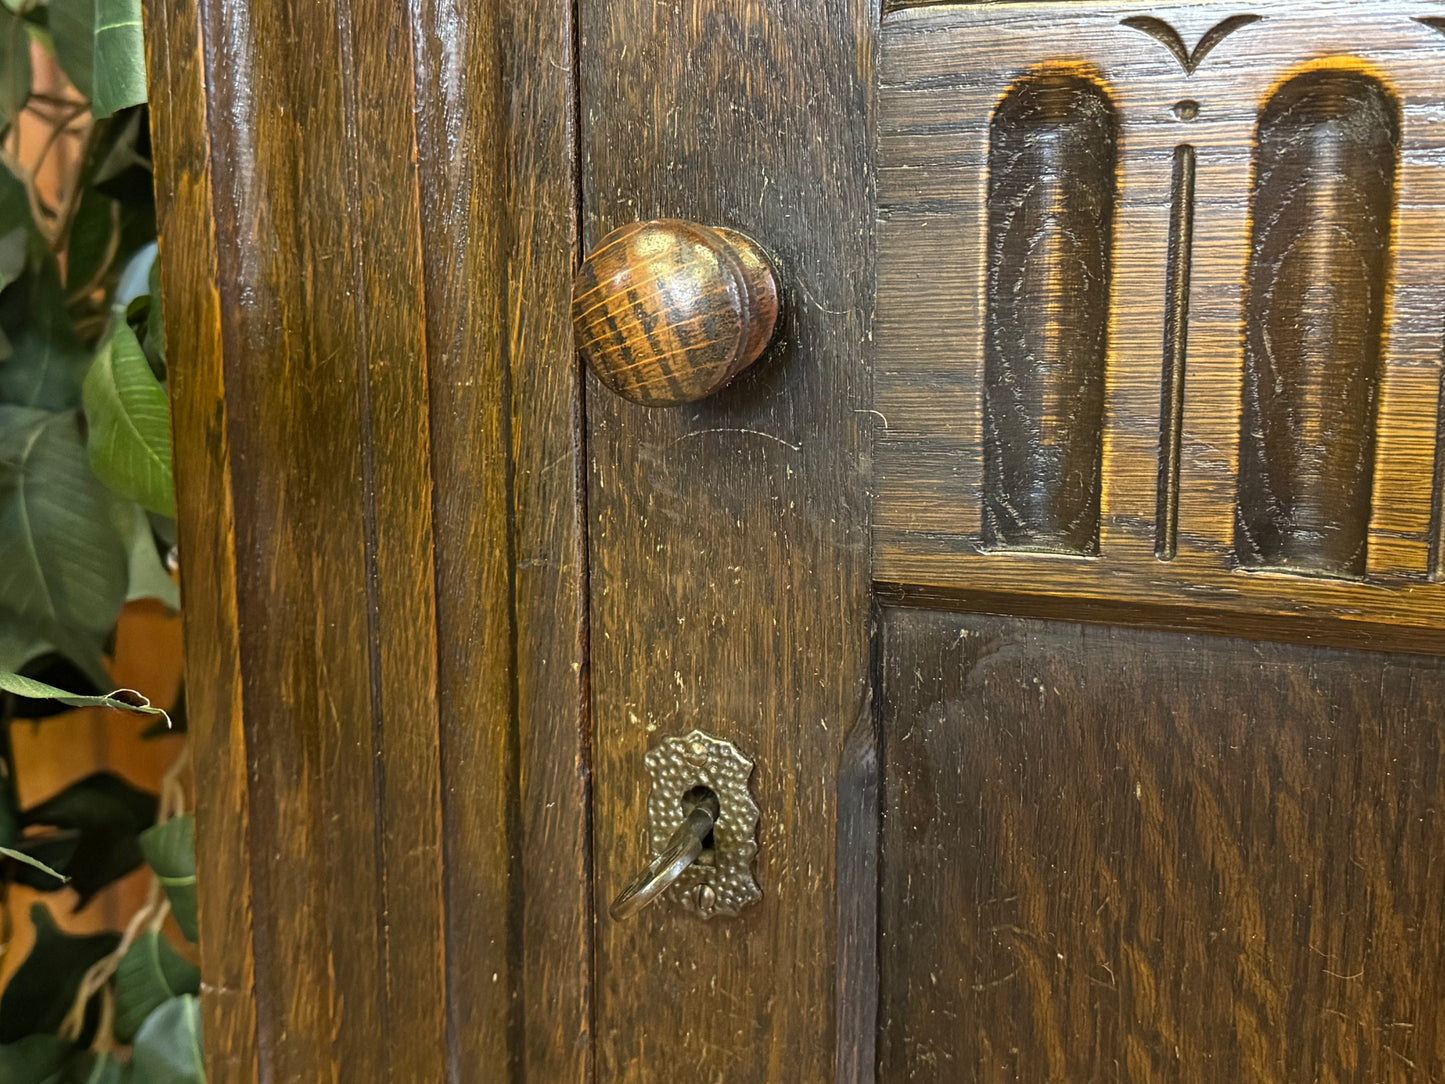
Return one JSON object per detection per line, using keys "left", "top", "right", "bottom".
{"left": 880, "top": 608, "right": 1445, "bottom": 1081}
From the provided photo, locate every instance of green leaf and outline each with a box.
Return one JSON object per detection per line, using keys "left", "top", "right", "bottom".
{"left": 0, "top": 750, "right": 17, "bottom": 847}
{"left": 5, "top": 830, "right": 79, "bottom": 890}
{"left": 0, "top": 902, "right": 120, "bottom": 1041}
{"left": 0, "top": 157, "right": 30, "bottom": 237}
{"left": 0, "top": 1034, "right": 72, "bottom": 1084}
{"left": 130, "top": 995, "right": 203, "bottom": 1084}
{"left": 20, "top": 770, "right": 158, "bottom": 907}
{"left": 112, "top": 930, "right": 200, "bottom": 1043}
{"left": 0, "top": 842, "right": 68, "bottom": 882}
{"left": 0, "top": 607, "right": 54, "bottom": 674}
{"left": 0, "top": 407, "right": 130, "bottom": 662}
{"left": 83, "top": 322, "right": 174, "bottom": 517}
{"left": 63, "top": 190, "right": 120, "bottom": 295}
{"left": 46, "top": 0, "right": 93, "bottom": 99}
{"left": 89, "top": 0, "right": 145, "bottom": 120}
{"left": 0, "top": 670, "right": 168, "bottom": 722}
{"left": 0, "top": 13, "right": 32, "bottom": 126}
{"left": 0, "top": 264, "right": 94, "bottom": 410}
{"left": 68, "top": 1051, "right": 126, "bottom": 1084}
{"left": 123, "top": 502, "right": 178, "bottom": 608}
{"left": 0, "top": 224, "right": 26, "bottom": 290}
{"left": 138, "top": 815, "right": 195, "bottom": 943}
{"left": 143, "top": 256, "right": 164, "bottom": 372}
{"left": 88, "top": 108, "right": 151, "bottom": 207}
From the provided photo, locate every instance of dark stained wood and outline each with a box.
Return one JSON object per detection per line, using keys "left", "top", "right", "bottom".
{"left": 836, "top": 692, "right": 880, "bottom": 1084}
{"left": 142, "top": 2, "right": 258, "bottom": 1080}
{"left": 410, "top": 0, "right": 590, "bottom": 1075}
{"left": 573, "top": 219, "right": 780, "bottom": 406}
{"left": 154, "top": 0, "right": 1445, "bottom": 1080}
{"left": 406, "top": 0, "right": 517, "bottom": 1074}
{"left": 879, "top": 607, "right": 1445, "bottom": 1081}
{"left": 341, "top": 3, "right": 449, "bottom": 1079}
{"left": 876, "top": 3, "right": 1445, "bottom": 636}
{"left": 502, "top": 3, "right": 594, "bottom": 1078}
{"left": 1237, "top": 68, "right": 1399, "bottom": 577}
{"left": 176, "top": 0, "right": 448, "bottom": 1077}
{"left": 153, "top": 0, "right": 587, "bottom": 1078}
{"left": 578, "top": 0, "right": 875, "bottom": 1077}
{"left": 983, "top": 69, "right": 1116, "bottom": 555}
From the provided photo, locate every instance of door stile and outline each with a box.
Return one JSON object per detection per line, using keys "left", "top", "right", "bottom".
{"left": 578, "top": 0, "right": 878, "bottom": 1079}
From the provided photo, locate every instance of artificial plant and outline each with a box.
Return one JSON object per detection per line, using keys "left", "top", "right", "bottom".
{"left": 0, "top": 0, "right": 203, "bottom": 1079}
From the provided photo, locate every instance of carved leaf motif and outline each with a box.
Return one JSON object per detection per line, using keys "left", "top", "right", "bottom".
{"left": 1121, "top": 14, "right": 1263, "bottom": 74}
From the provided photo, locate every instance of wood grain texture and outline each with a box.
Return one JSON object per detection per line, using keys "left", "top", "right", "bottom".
{"left": 155, "top": 0, "right": 588, "bottom": 1076}
{"left": 573, "top": 220, "right": 780, "bottom": 406}
{"left": 1237, "top": 68, "right": 1399, "bottom": 577}
{"left": 578, "top": 0, "right": 874, "bottom": 1076}
{"left": 410, "top": 0, "right": 589, "bottom": 1075}
{"left": 836, "top": 693, "right": 880, "bottom": 1084}
{"left": 186, "top": 0, "right": 448, "bottom": 1077}
{"left": 405, "top": 0, "right": 517, "bottom": 1074}
{"left": 503, "top": 3, "right": 594, "bottom": 1078}
{"left": 983, "top": 68, "right": 1116, "bottom": 554}
{"left": 879, "top": 607, "right": 1445, "bottom": 1081}
{"left": 876, "top": 1, "right": 1445, "bottom": 638}
{"left": 142, "top": 2, "right": 257, "bottom": 1079}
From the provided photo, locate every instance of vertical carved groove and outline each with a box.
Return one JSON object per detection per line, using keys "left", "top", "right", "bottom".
{"left": 1157, "top": 144, "right": 1196, "bottom": 561}
{"left": 983, "top": 69, "right": 1117, "bottom": 554}
{"left": 1431, "top": 365, "right": 1445, "bottom": 580}
{"left": 1236, "top": 69, "right": 1399, "bottom": 576}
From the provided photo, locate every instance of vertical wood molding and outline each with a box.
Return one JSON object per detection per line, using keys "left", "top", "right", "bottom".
{"left": 500, "top": 4, "right": 594, "bottom": 1079}
{"left": 405, "top": 0, "right": 517, "bottom": 1074}
{"left": 153, "top": 0, "right": 586, "bottom": 1076}
{"left": 142, "top": 2, "right": 258, "bottom": 1080}
{"left": 579, "top": 0, "right": 875, "bottom": 1078}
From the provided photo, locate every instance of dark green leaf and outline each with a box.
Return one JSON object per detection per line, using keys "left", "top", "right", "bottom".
{"left": 112, "top": 930, "right": 200, "bottom": 1043}
{"left": 0, "top": 264, "right": 93, "bottom": 409}
{"left": 0, "top": 842, "right": 67, "bottom": 882}
{"left": 129, "top": 996, "right": 203, "bottom": 1084}
{"left": 124, "top": 502, "right": 179, "bottom": 608}
{"left": 0, "top": 671, "right": 169, "bottom": 721}
{"left": 138, "top": 815, "right": 195, "bottom": 943}
{"left": 0, "top": 607, "right": 54, "bottom": 676}
{"left": 0, "top": 747, "right": 17, "bottom": 847}
{"left": 0, "top": 1034, "right": 72, "bottom": 1084}
{"left": 0, "top": 157, "right": 31, "bottom": 237}
{"left": 89, "top": 0, "right": 145, "bottom": 120}
{"left": 89, "top": 109, "right": 152, "bottom": 208}
{"left": 20, "top": 770, "right": 158, "bottom": 907}
{"left": 5, "top": 830, "right": 79, "bottom": 889}
{"left": 66, "top": 1051, "right": 126, "bottom": 1084}
{"left": 0, "top": 224, "right": 26, "bottom": 290}
{"left": 0, "top": 13, "right": 31, "bottom": 126}
{"left": 63, "top": 190, "right": 120, "bottom": 296}
{"left": 143, "top": 256, "right": 163, "bottom": 373}
{"left": 46, "top": 0, "right": 93, "bottom": 99}
{"left": 0, "top": 408, "right": 129, "bottom": 666}
{"left": 0, "top": 902, "right": 120, "bottom": 1041}
{"left": 22, "top": 770, "right": 157, "bottom": 831}
{"left": 83, "top": 322, "right": 174, "bottom": 517}
{"left": 0, "top": 640, "right": 110, "bottom": 704}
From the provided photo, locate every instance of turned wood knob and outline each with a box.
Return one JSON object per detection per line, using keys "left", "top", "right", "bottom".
{"left": 572, "top": 219, "right": 781, "bottom": 406}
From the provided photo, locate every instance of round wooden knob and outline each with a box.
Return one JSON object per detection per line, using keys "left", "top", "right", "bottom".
{"left": 572, "top": 219, "right": 780, "bottom": 406}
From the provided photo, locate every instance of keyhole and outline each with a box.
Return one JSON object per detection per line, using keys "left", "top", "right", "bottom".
{"left": 681, "top": 785, "right": 720, "bottom": 860}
